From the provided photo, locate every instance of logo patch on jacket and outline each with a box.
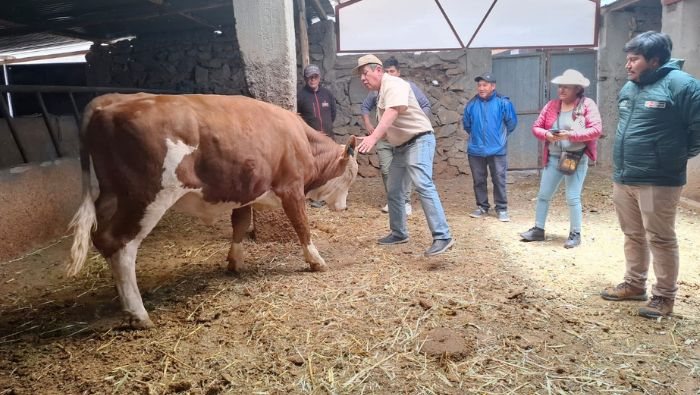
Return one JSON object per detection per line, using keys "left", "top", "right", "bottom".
{"left": 619, "top": 100, "right": 629, "bottom": 109}
{"left": 321, "top": 101, "right": 330, "bottom": 108}
{"left": 644, "top": 101, "right": 666, "bottom": 109}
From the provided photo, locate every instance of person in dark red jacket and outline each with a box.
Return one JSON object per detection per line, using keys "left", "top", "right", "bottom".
{"left": 297, "top": 64, "right": 338, "bottom": 208}
{"left": 297, "top": 64, "right": 337, "bottom": 140}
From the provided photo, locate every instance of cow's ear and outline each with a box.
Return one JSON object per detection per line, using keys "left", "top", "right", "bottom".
{"left": 344, "top": 135, "right": 357, "bottom": 158}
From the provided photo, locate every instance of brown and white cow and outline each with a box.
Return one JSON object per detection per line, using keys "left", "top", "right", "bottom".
{"left": 68, "top": 93, "right": 358, "bottom": 328}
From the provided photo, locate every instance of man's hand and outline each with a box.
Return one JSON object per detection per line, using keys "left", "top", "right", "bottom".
{"left": 361, "top": 114, "right": 375, "bottom": 136}
{"left": 357, "top": 135, "right": 379, "bottom": 153}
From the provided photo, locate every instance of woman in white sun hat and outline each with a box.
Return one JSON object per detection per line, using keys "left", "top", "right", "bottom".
{"left": 519, "top": 69, "right": 602, "bottom": 248}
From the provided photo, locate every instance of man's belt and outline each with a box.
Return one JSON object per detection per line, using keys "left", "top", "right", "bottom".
{"left": 396, "top": 131, "right": 432, "bottom": 149}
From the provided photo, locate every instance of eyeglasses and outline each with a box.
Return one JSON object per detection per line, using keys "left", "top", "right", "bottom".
{"left": 307, "top": 75, "right": 320, "bottom": 80}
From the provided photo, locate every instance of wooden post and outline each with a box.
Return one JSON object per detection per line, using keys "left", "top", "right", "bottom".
{"left": 297, "top": 0, "right": 310, "bottom": 70}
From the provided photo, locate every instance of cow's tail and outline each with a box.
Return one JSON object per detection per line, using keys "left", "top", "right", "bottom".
{"left": 66, "top": 104, "right": 99, "bottom": 277}
{"left": 67, "top": 192, "right": 96, "bottom": 277}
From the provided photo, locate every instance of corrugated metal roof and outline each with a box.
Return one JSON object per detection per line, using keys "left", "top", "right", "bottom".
{"left": 0, "top": 0, "right": 335, "bottom": 57}
{"left": 0, "top": 0, "right": 234, "bottom": 56}
{"left": 0, "top": 0, "right": 234, "bottom": 39}
{"left": 0, "top": 33, "right": 87, "bottom": 55}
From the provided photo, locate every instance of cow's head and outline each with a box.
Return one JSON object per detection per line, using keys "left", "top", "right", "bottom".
{"left": 307, "top": 136, "right": 358, "bottom": 211}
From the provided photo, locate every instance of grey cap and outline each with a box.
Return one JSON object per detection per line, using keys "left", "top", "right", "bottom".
{"left": 474, "top": 72, "right": 496, "bottom": 83}
{"left": 304, "top": 64, "right": 321, "bottom": 78}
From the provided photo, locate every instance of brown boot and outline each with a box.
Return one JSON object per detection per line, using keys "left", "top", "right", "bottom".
{"left": 600, "top": 282, "right": 647, "bottom": 301}
{"left": 638, "top": 295, "right": 674, "bottom": 319}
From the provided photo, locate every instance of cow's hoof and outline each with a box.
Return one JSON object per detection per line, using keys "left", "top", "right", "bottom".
{"left": 226, "top": 261, "right": 247, "bottom": 273}
{"left": 309, "top": 263, "right": 328, "bottom": 272}
{"left": 128, "top": 316, "right": 154, "bottom": 330}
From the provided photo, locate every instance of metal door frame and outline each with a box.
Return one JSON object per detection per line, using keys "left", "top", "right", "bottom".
{"left": 493, "top": 49, "right": 597, "bottom": 170}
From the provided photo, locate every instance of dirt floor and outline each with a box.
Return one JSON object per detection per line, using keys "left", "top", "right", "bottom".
{"left": 1, "top": 169, "right": 699, "bottom": 394}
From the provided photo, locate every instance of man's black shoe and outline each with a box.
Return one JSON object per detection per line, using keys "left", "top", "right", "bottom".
{"left": 377, "top": 234, "right": 409, "bottom": 245}
{"left": 424, "top": 238, "right": 454, "bottom": 256}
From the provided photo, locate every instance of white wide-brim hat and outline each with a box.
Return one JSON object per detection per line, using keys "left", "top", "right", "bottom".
{"left": 551, "top": 69, "right": 590, "bottom": 88}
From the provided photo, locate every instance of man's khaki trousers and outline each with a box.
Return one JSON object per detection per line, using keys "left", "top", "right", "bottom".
{"left": 613, "top": 183, "right": 682, "bottom": 298}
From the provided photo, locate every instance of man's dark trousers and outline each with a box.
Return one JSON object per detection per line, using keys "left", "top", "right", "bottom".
{"left": 468, "top": 154, "right": 508, "bottom": 212}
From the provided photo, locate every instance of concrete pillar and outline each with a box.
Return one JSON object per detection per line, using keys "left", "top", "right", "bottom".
{"left": 232, "top": 0, "right": 297, "bottom": 110}
{"left": 596, "top": 10, "right": 634, "bottom": 168}
{"left": 662, "top": 0, "right": 700, "bottom": 78}
{"left": 232, "top": 0, "right": 299, "bottom": 243}
{"left": 662, "top": 0, "right": 700, "bottom": 202}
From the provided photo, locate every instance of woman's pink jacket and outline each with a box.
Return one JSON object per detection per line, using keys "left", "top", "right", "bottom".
{"left": 531, "top": 97, "right": 603, "bottom": 166}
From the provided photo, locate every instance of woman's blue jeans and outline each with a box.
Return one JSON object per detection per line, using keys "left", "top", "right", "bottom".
{"left": 387, "top": 133, "right": 451, "bottom": 240}
{"left": 534, "top": 154, "right": 589, "bottom": 233}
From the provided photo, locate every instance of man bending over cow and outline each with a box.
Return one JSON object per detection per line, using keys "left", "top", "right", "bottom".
{"left": 354, "top": 54, "right": 454, "bottom": 256}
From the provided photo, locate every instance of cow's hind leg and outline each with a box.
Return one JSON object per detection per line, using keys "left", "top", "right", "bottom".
{"left": 95, "top": 191, "right": 185, "bottom": 329}
{"left": 227, "top": 206, "right": 252, "bottom": 273}
{"left": 280, "top": 194, "right": 328, "bottom": 272}
{"left": 109, "top": 240, "right": 153, "bottom": 329}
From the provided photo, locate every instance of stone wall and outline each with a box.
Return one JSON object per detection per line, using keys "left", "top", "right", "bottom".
{"left": 86, "top": 26, "right": 247, "bottom": 95}
{"left": 307, "top": 22, "right": 485, "bottom": 179}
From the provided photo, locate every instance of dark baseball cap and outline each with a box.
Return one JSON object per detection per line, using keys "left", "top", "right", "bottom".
{"left": 474, "top": 73, "right": 496, "bottom": 83}
{"left": 303, "top": 64, "right": 321, "bottom": 78}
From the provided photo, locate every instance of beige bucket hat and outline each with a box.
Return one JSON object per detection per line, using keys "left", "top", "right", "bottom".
{"left": 551, "top": 69, "right": 590, "bottom": 88}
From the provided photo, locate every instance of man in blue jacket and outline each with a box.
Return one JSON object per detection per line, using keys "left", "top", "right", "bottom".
{"left": 462, "top": 73, "right": 518, "bottom": 222}
{"left": 601, "top": 31, "right": 700, "bottom": 319}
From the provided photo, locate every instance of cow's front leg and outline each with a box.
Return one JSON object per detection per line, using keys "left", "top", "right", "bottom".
{"left": 281, "top": 194, "right": 328, "bottom": 272}
{"left": 227, "top": 206, "right": 252, "bottom": 273}
{"left": 109, "top": 240, "right": 153, "bottom": 329}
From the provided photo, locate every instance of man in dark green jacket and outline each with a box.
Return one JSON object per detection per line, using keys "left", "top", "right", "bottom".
{"left": 601, "top": 31, "right": 700, "bottom": 318}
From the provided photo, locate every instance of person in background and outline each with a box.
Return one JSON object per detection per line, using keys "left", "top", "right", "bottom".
{"left": 462, "top": 73, "right": 518, "bottom": 222}
{"left": 361, "top": 56, "right": 432, "bottom": 216}
{"left": 297, "top": 64, "right": 337, "bottom": 208}
{"left": 355, "top": 54, "right": 453, "bottom": 257}
{"left": 600, "top": 31, "right": 700, "bottom": 319}
{"left": 519, "top": 69, "right": 602, "bottom": 248}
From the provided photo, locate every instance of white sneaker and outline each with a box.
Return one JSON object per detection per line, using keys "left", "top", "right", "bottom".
{"left": 381, "top": 204, "right": 389, "bottom": 213}
{"left": 405, "top": 203, "right": 412, "bottom": 216}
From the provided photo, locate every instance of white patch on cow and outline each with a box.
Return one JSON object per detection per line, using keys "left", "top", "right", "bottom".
{"left": 251, "top": 191, "right": 283, "bottom": 209}
{"left": 227, "top": 242, "right": 245, "bottom": 272}
{"left": 135, "top": 138, "right": 199, "bottom": 240}
{"left": 303, "top": 243, "right": 327, "bottom": 271}
{"left": 162, "top": 138, "right": 197, "bottom": 188}
{"left": 172, "top": 190, "right": 282, "bottom": 225}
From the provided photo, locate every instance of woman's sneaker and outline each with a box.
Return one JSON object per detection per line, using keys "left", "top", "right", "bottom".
{"left": 564, "top": 232, "right": 581, "bottom": 248}
{"left": 520, "top": 227, "right": 545, "bottom": 241}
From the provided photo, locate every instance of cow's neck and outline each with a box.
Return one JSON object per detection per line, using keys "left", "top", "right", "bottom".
{"left": 304, "top": 128, "right": 344, "bottom": 190}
